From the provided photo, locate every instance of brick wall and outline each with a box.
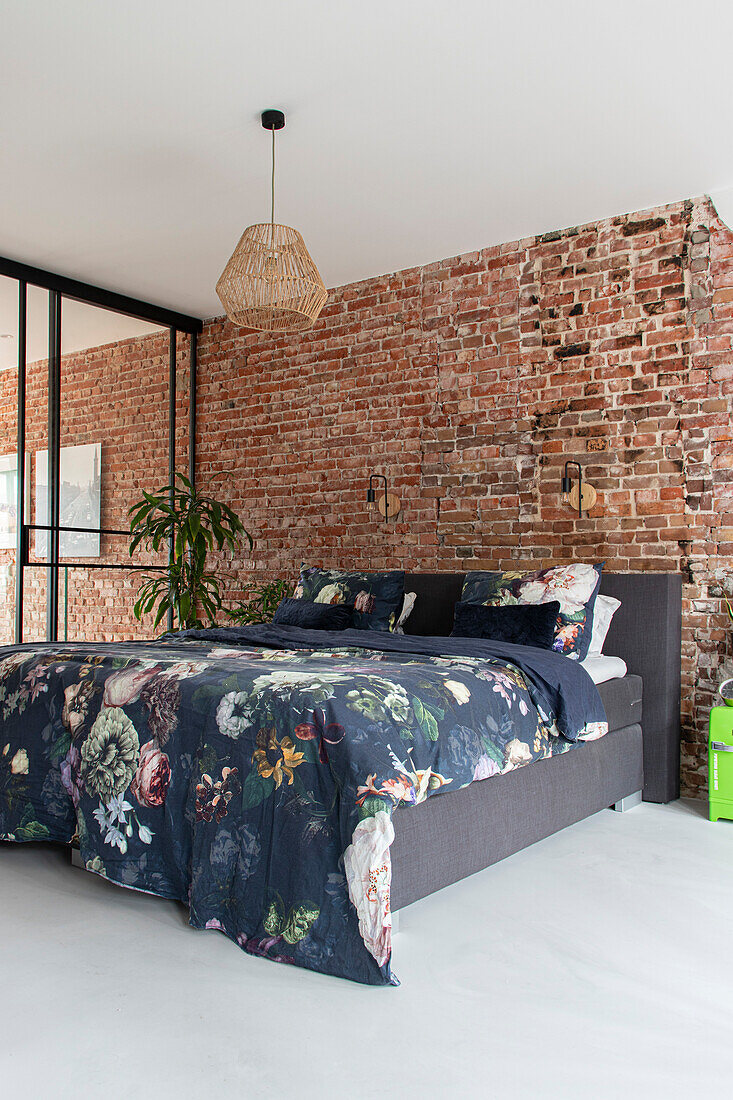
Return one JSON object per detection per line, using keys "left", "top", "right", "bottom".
{"left": 1, "top": 194, "right": 731, "bottom": 796}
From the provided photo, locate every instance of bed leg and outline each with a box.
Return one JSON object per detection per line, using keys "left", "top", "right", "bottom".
{"left": 391, "top": 910, "right": 400, "bottom": 935}
{"left": 612, "top": 790, "right": 642, "bottom": 812}
{"left": 70, "top": 847, "right": 85, "bottom": 870}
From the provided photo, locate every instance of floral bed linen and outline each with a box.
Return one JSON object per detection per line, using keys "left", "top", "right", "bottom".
{"left": 462, "top": 563, "right": 602, "bottom": 659}
{"left": 0, "top": 626, "right": 607, "bottom": 985}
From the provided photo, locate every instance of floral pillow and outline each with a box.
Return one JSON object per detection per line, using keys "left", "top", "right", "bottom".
{"left": 294, "top": 565, "right": 405, "bottom": 632}
{"left": 461, "top": 563, "right": 603, "bottom": 659}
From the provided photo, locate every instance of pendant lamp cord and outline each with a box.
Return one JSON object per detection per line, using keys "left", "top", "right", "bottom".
{"left": 270, "top": 126, "right": 276, "bottom": 240}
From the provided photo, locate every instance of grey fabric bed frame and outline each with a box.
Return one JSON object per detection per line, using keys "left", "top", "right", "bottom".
{"left": 390, "top": 572, "right": 681, "bottom": 913}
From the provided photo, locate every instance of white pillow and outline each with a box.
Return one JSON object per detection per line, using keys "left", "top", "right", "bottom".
{"left": 588, "top": 594, "right": 621, "bottom": 655}
{"left": 580, "top": 654, "right": 628, "bottom": 684}
{"left": 393, "top": 592, "right": 417, "bottom": 634}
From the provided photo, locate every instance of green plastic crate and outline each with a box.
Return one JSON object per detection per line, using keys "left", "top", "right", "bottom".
{"left": 709, "top": 706, "right": 733, "bottom": 822}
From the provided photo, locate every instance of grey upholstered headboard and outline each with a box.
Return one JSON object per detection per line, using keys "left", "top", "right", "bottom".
{"left": 599, "top": 573, "right": 681, "bottom": 803}
{"left": 403, "top": 572, "right": 682, "bottom": 804}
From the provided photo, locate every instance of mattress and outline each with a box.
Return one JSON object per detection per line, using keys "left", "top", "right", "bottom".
{"left": 597, "top": 674, "right": 642, "bottom": 733}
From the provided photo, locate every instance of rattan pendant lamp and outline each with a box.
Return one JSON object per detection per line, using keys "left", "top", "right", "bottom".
{"left": 216, "top": 109, "right": 328, "bottom": 333}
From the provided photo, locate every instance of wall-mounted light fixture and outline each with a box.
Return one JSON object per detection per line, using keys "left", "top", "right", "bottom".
{"left": 367, "top": 474, "right": 401, "bottom": 521}
{"left": 561, "top": 460, "right": 597, "bottom": 516}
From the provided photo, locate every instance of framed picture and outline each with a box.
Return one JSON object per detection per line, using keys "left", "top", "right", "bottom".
{"left": 0, "top": 453, "right": 30, "bottom": 550}
{"left": 35, "top": 443, "right": 101, "bottom": 558}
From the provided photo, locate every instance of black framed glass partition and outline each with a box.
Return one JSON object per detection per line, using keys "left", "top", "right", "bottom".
{"left": 0, "top": 255, "right": 202, "bottom": 644}
{"left": 0, "top": 274, "right": 26, "bottom": 644}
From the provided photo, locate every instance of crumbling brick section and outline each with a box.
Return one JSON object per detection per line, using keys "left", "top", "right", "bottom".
{"left": 1, "top": 195, "right": 731, "bottom": 797}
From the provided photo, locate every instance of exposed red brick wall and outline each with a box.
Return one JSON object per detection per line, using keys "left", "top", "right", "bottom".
{"left": 1, "top": 194, "right": 731, "bottom": 797}
{"left": 196, "top": 194, "right": 732, "bottom": 798}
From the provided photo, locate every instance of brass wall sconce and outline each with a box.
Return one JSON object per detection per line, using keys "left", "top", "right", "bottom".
{"left": 561, "top": 460, "right": 597, "bottom": 516}
{"left": 367, "top": 474, "right": 401, "bottom": 521}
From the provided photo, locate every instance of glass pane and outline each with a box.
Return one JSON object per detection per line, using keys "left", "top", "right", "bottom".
{"left": 59, "top": 299, "right": 169, "bottom": 641}
{"left": 0, "top": 274, "right": 19, "bottom": 644}
{"left": 3, "top": 284, "right": 185, "bottom": 644}
{"left": 23, "top": 285, "right": 50, "bottom": 641}
{"left": 0, "top": 280, "right": 51, "bottom": 643}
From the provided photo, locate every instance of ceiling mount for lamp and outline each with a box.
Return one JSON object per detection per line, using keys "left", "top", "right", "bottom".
{"left": 261, "top": 108, "right": 285, "bottom": 131}
{"left": 216, "top": 109, "right": 328, "bottom": 333}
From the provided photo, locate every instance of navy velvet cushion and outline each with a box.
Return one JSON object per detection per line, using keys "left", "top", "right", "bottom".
{"left": 451, "top": 600, "right": 561, "bottom": 649}
{"left": 273, "top": 598, "right": 353, "bottom": 630}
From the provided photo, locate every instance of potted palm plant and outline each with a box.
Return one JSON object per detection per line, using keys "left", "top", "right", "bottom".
{"left": 128, "top": 473, "right": 251, "bottom": 631}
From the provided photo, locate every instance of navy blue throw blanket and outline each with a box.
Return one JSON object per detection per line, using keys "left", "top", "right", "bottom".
{"left": 163, "top": 624, "right": 606, "bottom": 745}
{"left": 0, "top": 627, "right": 606, "bottom": 985}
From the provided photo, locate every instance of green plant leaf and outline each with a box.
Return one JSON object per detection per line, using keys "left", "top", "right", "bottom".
{"left": 16, "top": 802, "right": 50, "bottom": 841}
{"left": 226, "top": 578, "right": 294, "bottom": 625}
{"left": 49, "top": 729, "right": 72, "bottom": 763}
{"left": 412, "top": 696, "right": 439, "bottom": 741}
{"left": 358, "top": 795, "right": 388, "bottom": 820}
{"left": 241, "top": 771, "right": 275, "bottom": 810}
{"left": 481, "top": 736, "right": 504, "bottom": 766}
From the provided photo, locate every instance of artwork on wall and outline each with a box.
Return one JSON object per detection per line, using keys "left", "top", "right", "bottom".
{"left": 35, "top": 443, "right": 101, "bottom": 558}
{"left": 0, "top": 453, "right": 30, "bottom": 550}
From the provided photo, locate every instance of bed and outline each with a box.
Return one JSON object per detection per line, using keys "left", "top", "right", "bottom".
{"left": 0, "top": 571, "right": 680, "bottom": 985}
{"left": 390, "top": 572, "right": 681, "bottom": 914}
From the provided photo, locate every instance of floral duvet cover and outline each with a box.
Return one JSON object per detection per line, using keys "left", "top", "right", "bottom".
{"left": 0, "top": 625, "right": 607, "bottom": 985}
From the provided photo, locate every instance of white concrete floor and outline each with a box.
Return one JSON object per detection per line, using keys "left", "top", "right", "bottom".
{"left": 1, "top": 799, "right": 731, "bottom": 1100}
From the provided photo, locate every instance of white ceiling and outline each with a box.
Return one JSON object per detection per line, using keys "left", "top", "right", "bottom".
{"left": 1, "top": 0, "right": 733, "bottom": 326}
